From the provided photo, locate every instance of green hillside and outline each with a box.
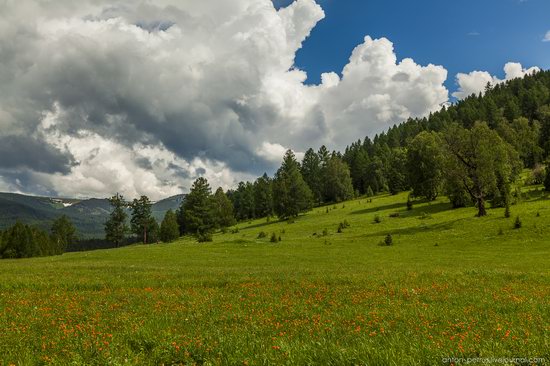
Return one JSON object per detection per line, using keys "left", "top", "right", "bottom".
{"left": 0, "top": 189, "right": 548, "bottom": 365}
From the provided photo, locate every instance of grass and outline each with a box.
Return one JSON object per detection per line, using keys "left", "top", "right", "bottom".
{"left": 1, "top": 189, "right": 549, "bottom": 365}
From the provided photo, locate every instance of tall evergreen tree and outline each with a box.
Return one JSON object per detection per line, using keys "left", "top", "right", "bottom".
{"left": 105, "top": 193, "right": 128, "bottom": 247}
{"left": 160, "top": 209, "right": 180, "bottom": 243}
{"left": 324, "top": 156, "right": 354, "bottom": 202}
{"left": 301, "top": 149, "right": 323, "bottom": 204}
{"left": 182, "top": 177, "right": 215, "bottom": 235}
{"left": 130, "top": 196, "right": 154, "bottom": 244}
{"left": 253, "top": 174, "right": 274, "bottom": 218}
{"left": 273, "top": 150, "right": 313, "bottom": 219}
{"left": 212, "top": 187, "right": 236, "bottom": 228}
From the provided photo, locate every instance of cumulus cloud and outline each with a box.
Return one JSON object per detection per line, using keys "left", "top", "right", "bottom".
{"left": 0, "top": 0, "right": 450, "bottom": 199}
{"left": 452, "top": 62, "right": 540, "bottom": 100}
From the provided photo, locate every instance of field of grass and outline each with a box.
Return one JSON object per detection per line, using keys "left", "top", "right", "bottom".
{"left": 1, "top": 189, "right": 549, "bottom": 365}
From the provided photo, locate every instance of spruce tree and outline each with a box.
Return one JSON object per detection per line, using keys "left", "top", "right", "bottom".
{"left": 273, "top": 150, "right": 313, "bottom": 219}
{"left": 253, "top": 174, "right": 274, "bottom": 218}
{"left": 212, "top": 187, "right": 236, "bottom": 229}
{"left": 130, "top": 196, "right": 154, "bottom": 244}
{"left": 105, "top": 193, "right": 128, "bottom": 247}
{"left": 160, "top": 209, "right": 180, "bottom": 243}
{"left": 182, "top": 177, "right": 215, "bottom": 235}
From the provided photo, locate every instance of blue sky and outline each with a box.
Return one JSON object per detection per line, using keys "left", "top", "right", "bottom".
{"left": 275, "top": 0, "right": 550, "bottom": 92}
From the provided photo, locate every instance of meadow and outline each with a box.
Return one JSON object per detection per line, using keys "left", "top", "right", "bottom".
{"left": 0, "top": 190, "right": 549, "bottom": 365}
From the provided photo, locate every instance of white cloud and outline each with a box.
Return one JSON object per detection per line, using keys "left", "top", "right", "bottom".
{"left": 543, "top": 31, "right": 550, "bottom": 42}
{"left": 0, "top": 0, "right": 450, "bottom": 199}
{"left": 453, "top": 62, "right": 540, "bottom": 100}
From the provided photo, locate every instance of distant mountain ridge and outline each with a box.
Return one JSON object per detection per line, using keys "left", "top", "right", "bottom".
{"left": 0, "top": 192, "right": 185, "bottom": 239}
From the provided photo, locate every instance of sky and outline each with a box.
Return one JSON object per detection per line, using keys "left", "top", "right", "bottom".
{"left": 0, "top": 0, "right": 548, "bottom": 200}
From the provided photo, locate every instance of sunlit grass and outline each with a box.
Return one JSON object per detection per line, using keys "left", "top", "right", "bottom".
{"left": 1, "top": 189, "right": 549, "bottom": 364}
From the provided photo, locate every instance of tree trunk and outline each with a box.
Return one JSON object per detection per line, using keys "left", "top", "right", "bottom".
{"left": 477, "top": 196, "right": 487, "bottom": 217}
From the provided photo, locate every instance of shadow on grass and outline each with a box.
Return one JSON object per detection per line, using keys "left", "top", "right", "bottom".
{"left": 399, "top": 202, "right": 453, "bottom": 218}
{"left": 361, "top": 218, "right": 465, "bottom": 239}
{"left": 350, "top": 202, "right": 405, "bottom": 215}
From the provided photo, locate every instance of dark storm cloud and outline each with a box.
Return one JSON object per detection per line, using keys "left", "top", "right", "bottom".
{"left": 0, "top": 136, "right": 75, "bottom": 174}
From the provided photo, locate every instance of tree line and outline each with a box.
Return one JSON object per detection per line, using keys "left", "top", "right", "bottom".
{"left": 3, "top": 70, "right": 550, "bottom": 255}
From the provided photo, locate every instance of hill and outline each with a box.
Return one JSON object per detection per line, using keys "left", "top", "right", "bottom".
{"left": 0, "top": 193, "right": 185, "bottom": 238}
{"left": 0, "top": 187, "right": 548, "bottom": 364}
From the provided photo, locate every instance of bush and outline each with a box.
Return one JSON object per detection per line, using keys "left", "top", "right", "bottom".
{"left": 514, "top": 216, "right": 522, "bottom": 229}
{"left": 337, "top": 223, "right": 344, "bottom": 233}
{"left": 384, "top": 234, "right": 393, "bottom": 246}
{"left": 270, "top": 233, "right": 278, "bottom": 243}
{"left": 406, "top": 195, "right": 413, "bottom": 211}
{"left": 197, "top": 232, "right": 213, "bottom": 243}
{"left": 257, "top": 231, "right": 267, "bottom": 239}
{"left": 389, "top": 212, "right": 400, "bottom": 218}
{"left": 374, "top": 215, "right": 381, "bottom": 224}
{"left": 322, "top": 228, "right": 328, "bottom": 237}
{"left": 231, "top": 227, "right": 240, "bottom": 234}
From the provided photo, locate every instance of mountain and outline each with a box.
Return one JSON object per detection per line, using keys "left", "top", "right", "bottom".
{"left": 0, "top": 193, "right": 185, "bottom": 239}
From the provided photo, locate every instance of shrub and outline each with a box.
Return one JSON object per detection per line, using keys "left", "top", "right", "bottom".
{"left": 374, "top": 215, "right": 381, "bottom": 224}
{"left": 384, "top": 234, "right": 393, "bottom": 246}
{"left": 257, "top": 231, "right": 267, "bottom": 239}
{"left": 197, "top": 232, "right": 213, "bottom": 243}
{"left": 389, "top": 212, "right": 400, "bottom": 218}
{"left": 270, "top": 233, "right": 278, "bottom": 243}
{"left": 514, "top": 216, "right": 522, "bottom": 229}
{"left": 231, "top": 227, "right": 240, "bottom": 234}
{"left": 322, "top": 228, "right": 328, "bottom": 237}
{"left": 337, "top": 223, "right": 344, "bottom": 233}
{"left": 406, "top": 195, "right": 413, "bottom": 211}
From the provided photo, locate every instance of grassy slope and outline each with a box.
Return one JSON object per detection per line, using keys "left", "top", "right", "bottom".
{"left": 0, "top": 190, "right": 549, "bottom": 365}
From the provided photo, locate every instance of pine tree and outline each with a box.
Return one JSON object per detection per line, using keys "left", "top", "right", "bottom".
{"left": 324, "top": 156, "right": 354, "bottom": 202}
{"left": 51, "top": 215, "right": 77, "bottom": 253}
{"left": 301, "top": 149, "right": 323, "bottom": 205}
{"left": 160, "top": 209, "right": 180, "bottom": 243}
{"left": 182, "top": 177, "right": 215, "bottom": 235}
{"left": 273, "top": 150, "right": 313, "bottom": 219}
{"left": 130, "top": 196, "right": 154, "bottom": 244}
{"left": 254, "top": 174, "right": 274, "bottom": 218}
{"left": 105, "top": 193, "right": 128, "bottom": 247}
{"left": 212, "top": 187, "right": 236, "bottom": 228}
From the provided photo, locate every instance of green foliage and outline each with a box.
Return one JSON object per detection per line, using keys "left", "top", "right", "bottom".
{"left": 545, "top": 165, "right": 550, "bottom": 192}
{"left": 197, "top": 232, "right": 213, "bottom": 243}
{"left": 253, "top": 174, "right": 274, "bottom": 219}
{"left": 323, "top": 155, "right": 354, "bottom": 203}
{"left": 232, "top": 181, "right": 255, "bottom": 221}
{"left": 406, "top": 195, "right": 413, "bottom": 211}
{"left": 386, "top": 148, "right": 408, "bottom": 195}
{"left": 301, "top": 148, "right": 324, "bottom": 205}
{"left": 270, "top": 232, "right": 278, "bottom": 243}
{"left": 384, "top": 234, "right": 393, "bottom": 246}
{"left": 273, "top": 150, "right": 313, "bottom": 219}
{"left": 374, "top": 214, "right": 381, "bottom": 224}
{"left": 105, "top": 193, "right": 128, "bottom": 247}
{"left": 159, "top": 210, "right": 180, "bottom": 243}
{"left": 366, "top": 186, "right": 374, "bottom": 198}
{"left": 443, "top": 122, "right": 521, "bottom": 217}
{"left": 51, "top": 215, "right": 77, "bottom": 253}
{"left": 212, "top": 187, "right": 236, "bottom": 229}
{"left": 130, "top": 196, "right": 154, "bottom": 244}
{"left": 181, "top": 178, "right": 215, "bottom": 236}
{"left": 257, "top": 231, "right": 267, "bottom": 239}
{"left": 407, "top": 131, "right": 444, "bottom": 200}
{"left": 0, "top": 222, "right": 59, "bottom": 258}
{"left": 514, "top": 216, "right": 522, "bottom": 229}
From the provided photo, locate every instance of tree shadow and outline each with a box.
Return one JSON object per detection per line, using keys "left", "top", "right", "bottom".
{"left": 350, "top": 202, "right": 405, "bottom": 215}
{"left": 399, "top": 202, "right": 453, "bottom": 218}
{"left": 361, "top": 218, "right": 465, "bottom": 239}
